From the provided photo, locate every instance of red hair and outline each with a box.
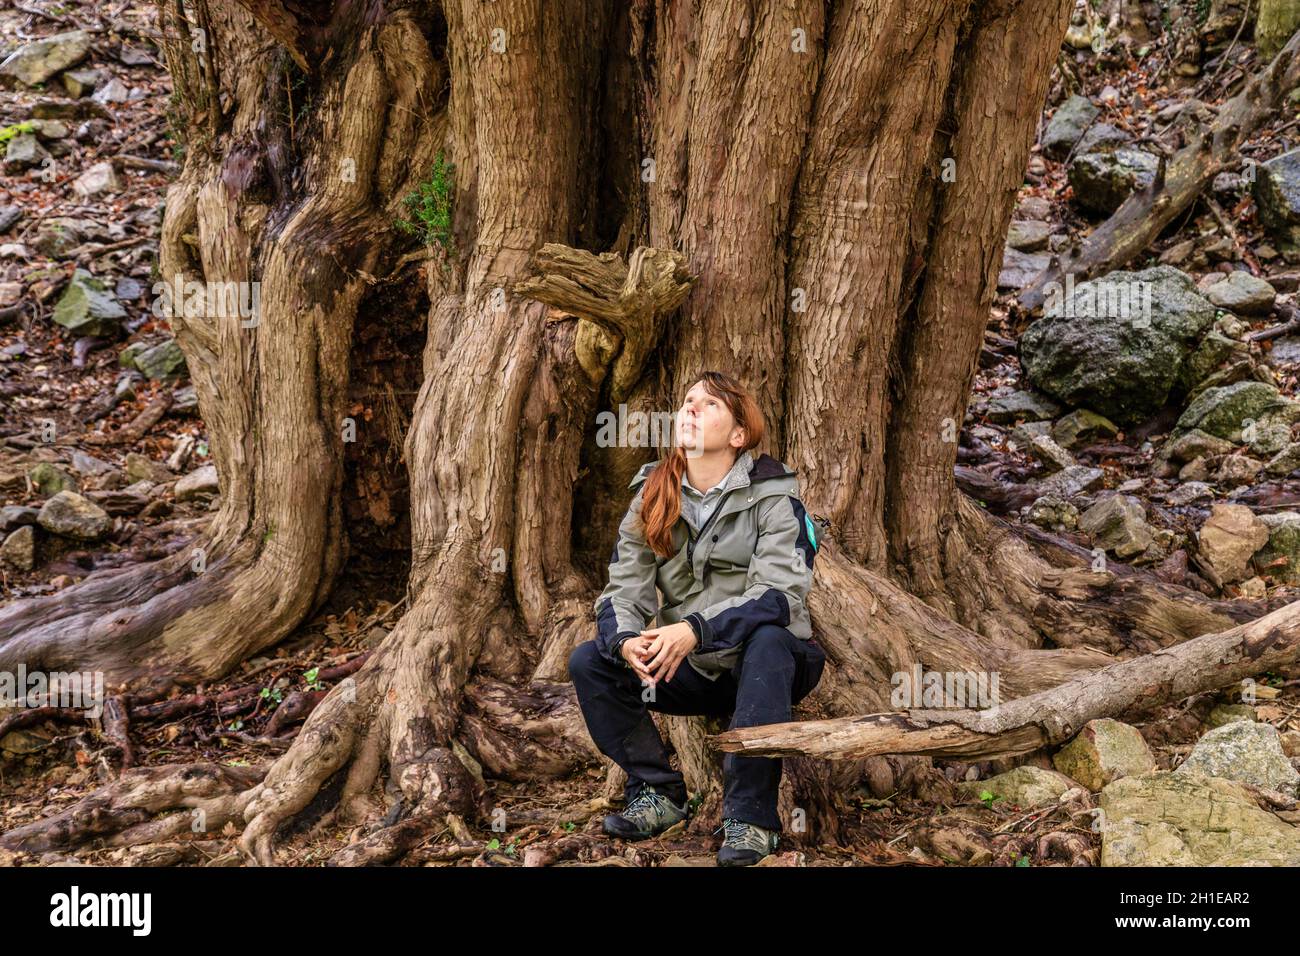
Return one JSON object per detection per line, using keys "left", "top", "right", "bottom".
{"left": 639, "top": 371, "right": 765, "bottom": 558}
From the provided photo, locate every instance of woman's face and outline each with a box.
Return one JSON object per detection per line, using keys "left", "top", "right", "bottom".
{"left": 675, "top": 380, "right": 743, "bottom": 454}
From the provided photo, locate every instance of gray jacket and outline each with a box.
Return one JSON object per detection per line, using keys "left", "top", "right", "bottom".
{"left": 592, "top": 450, "right": 820, "bottom": 681}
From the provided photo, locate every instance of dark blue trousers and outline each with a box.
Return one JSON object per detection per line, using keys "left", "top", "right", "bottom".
{"left": 568, "top": 623, "right": 826, "bottom": 833}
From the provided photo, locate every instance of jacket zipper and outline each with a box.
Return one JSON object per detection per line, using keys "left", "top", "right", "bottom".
{"left": 686, "top": 485, "right": 746, "bottom": 565}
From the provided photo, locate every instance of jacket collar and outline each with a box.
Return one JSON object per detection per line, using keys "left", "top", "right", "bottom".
{"left": 629, "top": 451, "right": 796, "bottom": 491}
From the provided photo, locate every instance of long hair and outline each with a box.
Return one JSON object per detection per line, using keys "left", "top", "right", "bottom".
{"left": 639, "top": 371, "right": 766, "bottom": 558}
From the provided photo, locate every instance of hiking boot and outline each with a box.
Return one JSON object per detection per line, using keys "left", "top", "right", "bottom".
{"left": 715, "top": 817, "right": 779, "bottom": 866}
{"left": 603, "top": 785, "right": 689, "bottom": 840}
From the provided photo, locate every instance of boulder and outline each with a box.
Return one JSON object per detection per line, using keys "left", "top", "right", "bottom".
{"left": 0, "top": 30, "right": 91, "bottom": 87}
{"left": 1020, "top": 266, "right": 1217, "bottom": 424}
{"left": 1099, "top": 771, "right": 1300, "bottom": 866}
{"left": 37, "top": 491, "right": 111, "bottom": 541}
{"left": 52, "top": 269, "right": 126, "bottom": 338}
{"left": 1068, "top": 148, "right": 1159, "bottom": 215}
{"left": 1041, "top": 94, "right": 1099, "bottom": 160}
{"left": 1053, "top": 718, "right": 1156, "bottom": 791}
{"left": 1175, "top": 721, "right": 1300, "bottom": 796}
{"left": 1202, "top": 270, "right": 1277, "bottom": 315}
{"left": 1197, "top": 503, "right": 1269, "bottom": 584}
{"left": 1263, "top": 442, "right": 1300, "bottom": 477}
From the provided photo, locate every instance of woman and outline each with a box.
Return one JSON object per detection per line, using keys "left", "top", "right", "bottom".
{"left": 568, "top": 371, "right": 826, "bottom": 867}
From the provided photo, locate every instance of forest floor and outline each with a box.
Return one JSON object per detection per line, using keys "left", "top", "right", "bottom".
{"left": 2, "top": 2, "right": 1299, "bottom": 866}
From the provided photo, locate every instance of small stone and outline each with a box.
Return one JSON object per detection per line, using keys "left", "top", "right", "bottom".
{"left": 174, "top": 465, "right": 219, "bottom": 501}
{"left": 1078, "top": 495, "right": 1155, "bottom": 558}
{"left": 1006, "top": 220, "right": 1053, "bottom": 252}
{"left": 984, "top": 390, "right": 1062, "bottom": 424}
{"left": 1163, "top": 427, "right": 1235, "bottom": 464}
{"left": 3, "top": 133, "right": 49, "bottom": 173}
{"left": 1026, "top": 495, "right": 1079, "bottom": 532}
{"left": 53, "top": 269, "right": 126, "bottom": 338}
{"left": 1051, "top": 409, "right": 1119, "bottom": 449}
{"left": 1029, "top": 465, "right": 1105, "bottom": 500}
{"left": 28, "top": 462, "right": 78, "bottom": 496}
{"left": 1237, "top": 576, "right": 1267, "bottom": 598}
{"left": 72, "top": 161, "right": 123, "bottom": 198}
{"left": 1053, "top": 718, "right": 1156, "bottom": 791}
{"left": 1027, "top": 433, "right": 1075, "bottom": 472}
{"left": 61, "top": 68, "right": 101, "bottom": 97}
{"left": 133, "top": 338, "right": 187, "bottom": 382}
{"left": 1206, "top": 703, "right": 1256, "bottom": 728}
{"left": 956, "top": 766, "right": 1079, "bottom": 808}
{"left": 0, "top": 525, "right": 35, "bottom": 571}
{"left": 37, "top": 491, "right": 111, "bottom": 541}
{"left": 1203, "top": 270, "right": 1277, "bottom": 315}
{"left": 91, "top": 77, "right": 129, "bottom": 104}
{"left": 1213, "top": 453, "right": 1264, "bottom": 488}
{"left": 1164, "top": 480, "right": 1213, "bottom": 506}
{"left": 1264, "top": 442, "right": 1300, "bottom": 477}
{"left": 1197, "top": 503, "right": 1269, "bottom": 585}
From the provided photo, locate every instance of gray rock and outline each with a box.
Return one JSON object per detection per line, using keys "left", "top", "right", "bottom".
{"left": 174, "top": 465, "right": 218, "bottom": 501}
{"left": 0, "top": 505, "right": 39, "bottom": 532}
{"left": 1165, "top": 481, "right": 1214, "bottom": 506}
{"left": 1078, "top": 495, "right": 1155, "bottom": 558}
{"left": 1029, "top": 464, "right": 1105, "bottom": 500}
{"left": 61, "top": 68, "right": 100, "bottom": 97}
{"left": 984, "top": 389, "right": 1062, "bottom": 424}
{"left": 0, "top": 525, "right": 35, "bottom": 571}
{"left": 72, "top": 161, "right": 123, "bottom": 198}
{"left": 956, "top": 766, "right": 1080, "bottom": 808}
{"left": 0, "top": 30, "right": 91, "bottom": 87}
{"left": 1026, "top": 495, "right": 1079, "bottom": 532}
{"left": 1174, "top": 381, "right": 1293, "bottom": 442}
{"left": 1068, "top": 148, "right": 1159, "bottom": 215}
{"left": 91, "top": 77, "right": 129, "bottom": 104}
{"left": 53, "top": 269, "right": 126, "bottom": 338}
{"left": 1264, "top": 442, "right": 1300, "bottom": 477}
{"left": 1214, "top": 453, "right": 1265, "bottom": 489}
{"left": 1203, "top": 270, "right": 1277, "bottom": 315}
{"left": 3, "top": 133, "right": 49, "bottom": 172}
{"left": 1052, "top": 409, "right": 1119, "bottom": 449}
{"left": 1175, "top": 721, "right": 1300, "bottom": 797}
{"left": 37, "top": 491, "right": 111, "bottom": 541}
{"left": 997, "top": 247, "right": 1050, "bottom": 290}
{"left": 1075, "top": 122, "right": 1134, "bottom": 154}
{"left": 1254, "top": 512, "right": 1300, "bottom": 584}
{"left": 70, "top": 450, "right": 114, "bottom": 477}
{"left": 1042, "top": 94, "right": 1099, "bottom": 160}
{"left": 1015, "top": 196, "right": 1053, "bottom": 221}
{"left": 1254, "top": 148, "right": 1300, "bottom": 246}
{"left": 1163, "top": 427, "right": 1236, "bottom": 464}
{"left": 1006, "top": 220, "right": 1053, "bottom": 252}
{"left": 1021, "top": 266, "right": 1217, "bottom": 424}
{"left": 134, "top": 339, "right": 188, "bottom": 382}
{"left": 1027, "top": 433, "right": 1076, "bottom": 472}
{"left": 32, "top": 217, "right": 84, "bottom": 258}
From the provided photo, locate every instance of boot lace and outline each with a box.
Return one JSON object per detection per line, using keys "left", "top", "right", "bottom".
{"left": 715, "top": 817, "right": 776, "bottom": 854}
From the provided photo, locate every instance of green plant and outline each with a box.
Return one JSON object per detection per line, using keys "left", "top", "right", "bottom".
{"left": 979, "top": 789, "right": 1004, "bottom": 809}
{"left": 260, "top": 685, "right": 283, "bottom": 706}
{"left": 396, "top": 152, "right": 455, "bottom": 252}
{"left": 0, "top": 121, "right": 34, "bottom": 145}
{"left": 303, "top": 666, "right": 323, "bottom": 691}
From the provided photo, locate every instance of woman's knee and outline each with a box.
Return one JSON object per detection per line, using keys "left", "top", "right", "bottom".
{"left": 567, "top": 639, "right": 603, "bottom": 682}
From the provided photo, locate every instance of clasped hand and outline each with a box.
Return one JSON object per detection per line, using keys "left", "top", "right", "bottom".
{"left": 619, "top": 621, "right": 698, "bottom": 685}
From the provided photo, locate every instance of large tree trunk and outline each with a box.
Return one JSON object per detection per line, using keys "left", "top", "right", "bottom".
{"left": 8, "top": 0, "right": 1294, "bottom": 866}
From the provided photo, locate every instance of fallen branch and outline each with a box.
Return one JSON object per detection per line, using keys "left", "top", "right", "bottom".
{"left": 711, "top": 596, "right": 1300, "bottom": 761}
